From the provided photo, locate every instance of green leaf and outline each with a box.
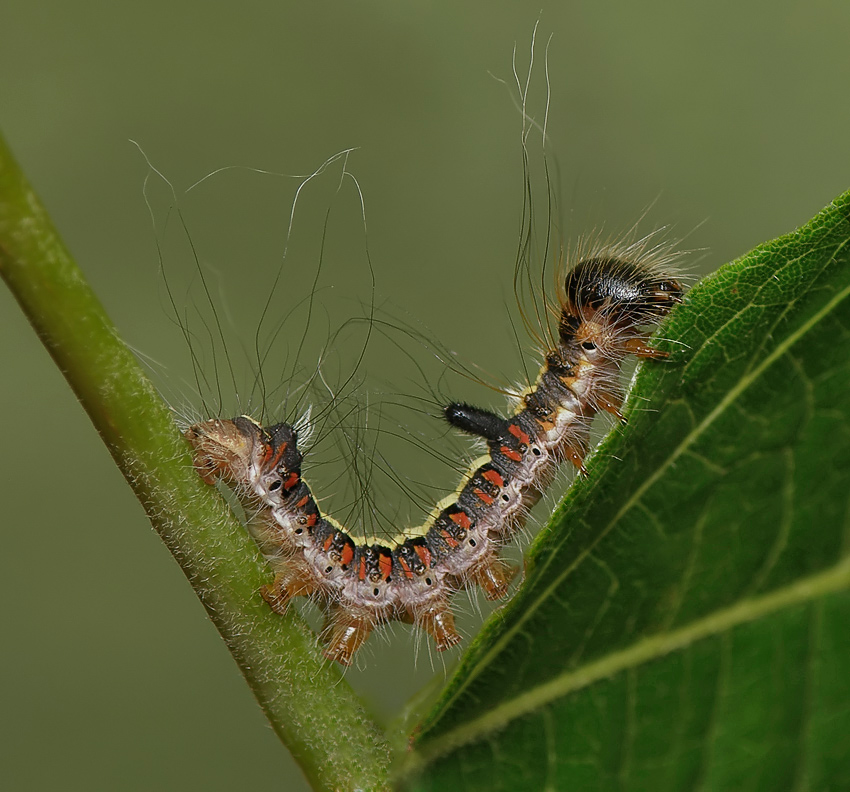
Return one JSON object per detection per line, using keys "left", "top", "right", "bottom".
{"left": 398, "top": 191, "right": 850, "bottom": 791}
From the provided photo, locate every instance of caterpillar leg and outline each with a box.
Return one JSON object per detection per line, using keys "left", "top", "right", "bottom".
{"left": 260, "top": 569, "right": 318, "bottom": 615}
{"left": 409, "top": 599, "right": 462, "bottom": 652}
{"left": 469, "top": 556, "right": 518, "bottom": 600}
{"left": 594, "top": 388, "right": 626, "bottom": 423}
{"left": 564, "top": 441, "right": 589, "bottom": 476}
{"left": 623, "top": 337, "right": 669, "bottom": 360}
{"left": 321, "top": 605, "right": 376, "bottom": 666}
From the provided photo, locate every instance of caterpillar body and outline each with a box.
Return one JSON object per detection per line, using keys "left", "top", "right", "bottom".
{"left": 186, "top": 250, "right": 684, "bottom": 665}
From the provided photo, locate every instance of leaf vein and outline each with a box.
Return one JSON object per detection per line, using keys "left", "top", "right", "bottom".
{"left": 405, "top": 556, "right": 850, "bottom": 770}
{"left": 692, "top": 631, "right": 729, "bottom": 792}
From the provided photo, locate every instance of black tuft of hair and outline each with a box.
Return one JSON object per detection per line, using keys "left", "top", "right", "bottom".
{"left": 444, "top": 403, "right": 510, "bottom": 442}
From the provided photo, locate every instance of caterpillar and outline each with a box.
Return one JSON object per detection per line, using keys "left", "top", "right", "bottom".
{"left": 184, "top": 240, "right": 684, "bottom": 666}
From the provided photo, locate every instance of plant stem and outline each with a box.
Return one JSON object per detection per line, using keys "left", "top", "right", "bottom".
{"left": 0, "top": 131, "right": 391, "bottom": 792}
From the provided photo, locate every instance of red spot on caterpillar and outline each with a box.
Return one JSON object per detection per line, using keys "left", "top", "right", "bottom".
{"left": 450, "top": 511, "right": 472, "bottom": 529}
{"left": 398, "top": 556, "right": 414, "bottom": 579}
{"left": 284, "top": 472, "right": 299, "bottom": 490}
{"left": 263, "top": 441, "right": 287, "bottom": 469}
{"left": 440, "top": 529, "right": 460, "bottom": 548}
{"left": 482, "top": 469, "right": 505, "bottom": 488}
{"left": 414, "top": 544, "right": 432, "bottom": 567}
{"left": 379, "top": 552, "right": 393, "bottom": 581}
{"left": 474, "top": 488, "right": 495, "bottom": 505}
{"left": 296, "top": 495, "right": 309, "bottom": 508}
{"left": 508, "top": 424, "right": 530, "bottom": 445}
{"left": 358, "top": 557, "right": 367, "bottom": 581}
{"left": 323, "top": 535, "right": 334, "bottom": 552}
{"left": 341, "top": 542, "right": 354, "bottom": 567}
{"left": 501, "top": 446, "right": 523, "bottom": 462}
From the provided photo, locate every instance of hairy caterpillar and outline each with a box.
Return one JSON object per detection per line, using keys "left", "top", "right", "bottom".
{"left": 185, "top": 243, "right": 684, "bottom": 665}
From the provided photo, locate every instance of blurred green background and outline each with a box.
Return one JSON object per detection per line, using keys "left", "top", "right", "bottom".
{"left": 2, "top": 2, "right": 849, "bottom": 790}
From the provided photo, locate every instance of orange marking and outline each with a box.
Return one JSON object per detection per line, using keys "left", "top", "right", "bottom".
{"left": 296, "top": 495, "right": 309, "bottom": 508}
{"left": 264, "top": 441, "right": 287, "bottom": 470}
{"left": 482, "top": 469, "right": 505, "bottom": 487}
{"left": 474, "top": 488, "right": 495, "bottom": 505}
{"left": 284, "top": 472, "right": 299, "bottom": 489}
{"left": 501, "top": 446, "right": 522, "bottom": 462}
{"left": 450, "top": 511, "right": 472, "bottom": 529}
{"left": 323, "top": 535, "right": 334, "bottom": 552}
{"left": 305, "top": 513, "right": 318, "bottom": 528}
{"left": 341, "top": 543, "right": 354, "bottom": 566}
{"left": 399, "top": 556, "right": 414, "bottom": 579}
{"left": 440, "top": 529, "right": 460, "bottom": 548}
{"left": 379, "top": 553, "right": 393, "bottom": 580}
{"left": 414, "top": 544, "right": 432, "bottom": 567}
{"left": 508, "top": 424, "right": 530, "bottom": 445}
{"left": 358, "top": 557, "right": 367, "bottom": 581}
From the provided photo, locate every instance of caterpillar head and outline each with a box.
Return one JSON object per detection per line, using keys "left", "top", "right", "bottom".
{"left": 562, "top": 257, "right": 683, "bottom": 329}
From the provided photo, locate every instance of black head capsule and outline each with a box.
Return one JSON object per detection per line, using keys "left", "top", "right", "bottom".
{"left": 564, "top": 257, "right": 683, "bottom": 326}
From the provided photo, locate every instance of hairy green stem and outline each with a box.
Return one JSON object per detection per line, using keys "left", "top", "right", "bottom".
{"left": 0, "top": 132, "right": 391, "bottom": 792}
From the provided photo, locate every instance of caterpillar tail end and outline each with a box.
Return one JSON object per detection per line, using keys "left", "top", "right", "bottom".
{"left": 184, "top": 418, "right": 256, "bottom": 486}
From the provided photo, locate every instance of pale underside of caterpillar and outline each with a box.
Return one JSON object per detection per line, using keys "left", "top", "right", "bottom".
{"left": 185, "top": 250, "right": 684, "bottom": 665}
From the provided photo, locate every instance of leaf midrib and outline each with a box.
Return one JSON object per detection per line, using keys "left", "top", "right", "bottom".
{"left": 405, "top": 553, "right": 850, "bottom": 772}
{"left": 422, "top": 237, "right": 850, "bottom": 731}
